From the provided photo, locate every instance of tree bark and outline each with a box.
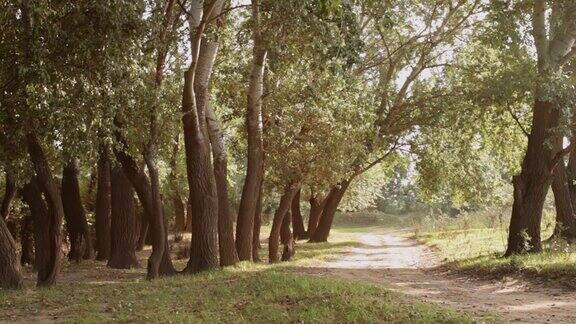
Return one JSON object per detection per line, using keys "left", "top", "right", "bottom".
{"left": 252, "top": 174, "right": 264, "bottom": 262}
{"left": 21, "top": 179, "right": 54, "bottom": 285}
{"left": 236, "top": 0, "right": 267, "bottom": 261}
{"left": 268, "top": 186, "right": 298, "bottom": 263}
{"left": 25, "top": 133, "right": 63, "bottom": 286}
{"left": 551, "top": 138, "right": 576, "bottom": 240}
{"left": 181, "top": 44, "right": 220, "bottom": 273}
{"left": 1, "top": 172, "right": 16, "bottom": 220}
{"left": 506, "top": 100, "right": 558, "bottom": 255}
{"left": 0, "top": 215, "right": 23, "bottom": 289}
{"left": 114, "top": 131, "right": 176, "bottom": 277}
{"left": 107, "top": 166, "right": 140, "bottom": 269}
{"left": 307, "top": 193, "right": 327, "bottom": 239}
{"left": 310, "top": 181, "right": 350, "bottom": 243}
{"left": 206, "top": 105, "right": 239, "bottom": 267}
{"left": 20, "top": 212, "right": 34, "bottom": 266}
{"left": 281, "top": 210, "right": 294, "bottom": 261}
{"left": 567, "top": 139, "right": 576, "bottom": 211}
{"left": 291, "top": 189, "right": 307, "bottom": 240}
{"left": 95, "top": 147, "right": 111, "bottom": 261}
{"left": 168, "top": 137, "right": 186, "bottom": 232}
{"left": 62, "top": 159, "right": 93, "bottom": 262}
{"left": 506, "top": 2, "right": 576, "bottom": 255}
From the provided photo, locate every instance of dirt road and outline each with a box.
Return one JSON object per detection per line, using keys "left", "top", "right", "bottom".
{"left": 300, "top": 229, "right": 576, "bottom": 323}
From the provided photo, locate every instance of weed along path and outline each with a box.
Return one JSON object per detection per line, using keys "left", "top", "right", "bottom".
{"left": 299, "top": 229, "right": 576, "bottom": 323}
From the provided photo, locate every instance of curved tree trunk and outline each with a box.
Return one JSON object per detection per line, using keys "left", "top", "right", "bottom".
{"left": 181, "top": 43, "right": 220, "bottom": 273}
{"left": 269, "top": 186, "right": 298, "bottom": 263}
{"left": 307, "top": 194, "right": 327, "bottom": 239}
{"left": 21, "top": 179, "right": 54, "bottom": 285}
{"left": 291, "top": 189, "right": 307, "bottom": 240}
{"left": 281, "top": 210, "right": 294, "bottom": 261}
{"left": 173, "top": 195, "right": 186, "bottom": 232}
{"left": 236, "top": 0, "right": 267, "bottom": 261}
{"left": 0, "top": 216, "right": 23, "bottom": 289}
{"left": 567, "top": 139, "right": 576, "bottom": 213}
{"left": 114, "top": 131, "right": 176, "bottom": 277}
{"left": 62, "top": 159, "right": 93, "bottom": 262}
{"left": 26, "top": 134, "right": 63, "bottom": 286}
{"left": 551, "top": 138, "right": 576, "bottom": 240}
{"left": 95, "top": 148, "right": 111, "bottom": 261}
{"left": 107, "top": 166, "right": 139, "bottom": 269}
{"left": 206, "top": 105, "right": 239, "bottom": 267}
{"left": 1, "top": 172, "right": 16, "bottom": 220}
{"left": 506, "top": 101, "right": 558, "bottom": 255}
{"left": 310, "top": 181, "right": 350, "bottom": 243}
{"left": 20, "top": 213, "right": 35, "bottom": 266}
{"left": 168, "top": 138, "right": 186, "bottom": 233}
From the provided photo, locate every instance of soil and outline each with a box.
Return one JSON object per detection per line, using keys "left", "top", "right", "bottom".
{"left": 300, "top": 229, "right": 576, "bottom": 323}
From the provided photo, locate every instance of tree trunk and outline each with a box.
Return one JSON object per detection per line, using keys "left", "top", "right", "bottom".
{"left": 307, "top": 194, "right": 327, "bottom": 239}
{"left": 20, "top": 212, "right": 34, "bottom": 266}
{"left": 0, "top": 215, "right": 23, "bottom": 289}
{"left": 181, "top": 46, "right": 219, "bottom": 273}
{"left": 566, "top": 139, "right": 576, "bottom": 211}
{"left": 173, "top": 195, "right": 186, "bottom": 232}
{"left": 268, "top": 186, "right": 298, "bottom": 263}
{"left": 291, "top": 189, "right": 307, "bottom": 240}
{"left": 62, "top": 159, "right": 93, "bottom": 262}
{"left": 25, "top": 133, "right": 63, "bottom": 286}
{"left": 281, "top": 210, "right": 294, "bottom": 261}
{"left": 144, "top": 146, "right": 177, "bottom": 277}
{"left": 206, "top": 105, "right": 239, "bottom": 267}
{"left": 506, "top": 100, "right": 558, "bottom": 256}
{"left": 21, "top": 179, "right": 53, "bottom": 285}
{"left": 107, "top": 166, "right": 139, "bottom": 269}
{"left": 114, "top": 132, "right": 176, "bottom": 277}
{"left": 252, "top": 174, "right": 264, "bottom": 262}
{"left": 95, "top": 148, "right": 111, "bottom": 261}
{"left": 236, "top": 1, "right": 267, "bottom": 261}
{"left": 310, "top": 181, "right": 350, "bottom": 243}
{"left": 551, "top": 139, "right": 576, "bottom": 240}
{"left": 1, "top": 172, "right": 16, "bottom": 220}
{"left": 168, "top": 137, "right": 187, "bottom": 232}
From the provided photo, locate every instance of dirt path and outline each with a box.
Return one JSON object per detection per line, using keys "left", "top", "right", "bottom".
{"left": 299, "top": 229, "right": 576, "bottom": 323}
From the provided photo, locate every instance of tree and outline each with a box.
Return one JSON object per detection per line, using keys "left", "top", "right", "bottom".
{"left": 62, "top": 159, "right": 93, "bottom": 262}
{"left": 206, "top": 105, "right": 239, "bottom": 266}
{"left": 291, "top": 189, "right": 307, "bottom": 240}
{"left": 107, "top": 166, "right": 140, "bottom": 269}
{"left": 269, "top": 185, "right": 299, "bottom": 263}
{"left": 506, "top": 1, "right": 576, "bottom": 255}
{"left": 95, "top": 148, "right": 112, "bottom": 261}
{"left": 236, "top": 0, "right": 267, "bottom": 261}
{"left": 181, "top": 0, "right": 225, "bottom": 273}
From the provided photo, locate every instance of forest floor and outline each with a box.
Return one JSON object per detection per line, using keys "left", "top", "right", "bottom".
{"left": 0, "top": 227, "right": 472, "bottom": 323}
{"left": 4, "top": 224, "right": 576, "bottom": 323}
{"left": 298, "top": 226, "right": 576, "bottom": 323}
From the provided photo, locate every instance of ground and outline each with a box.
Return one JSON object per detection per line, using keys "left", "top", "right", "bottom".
{"left": 3, "top": 218, "right": 576, "bottom": 323}
{"left": 0, "top": 227, "right": 472, "bottom": 323}
{"left": 303, "top": 226, "right": 576, "bottom": 323}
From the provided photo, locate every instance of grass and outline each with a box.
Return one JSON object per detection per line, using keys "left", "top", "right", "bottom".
{"left": 413, "top": 207, "right": 576, "bottom": 287}
{"left": 0, "top": 226, "right": 473, "bottom": 323}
